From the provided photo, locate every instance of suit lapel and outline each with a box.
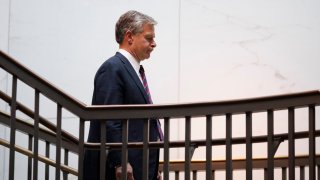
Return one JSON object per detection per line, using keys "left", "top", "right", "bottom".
{"left": 116, "top": 52, "right": 150, "bottom": 104}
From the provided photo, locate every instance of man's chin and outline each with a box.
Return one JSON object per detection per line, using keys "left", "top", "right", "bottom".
{"left": 141, "top": 55, "right": 151, "bottom": 61}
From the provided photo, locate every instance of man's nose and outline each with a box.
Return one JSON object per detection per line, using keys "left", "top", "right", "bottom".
{"left": 151, "top": 41, "right": 156, "bottom": 48}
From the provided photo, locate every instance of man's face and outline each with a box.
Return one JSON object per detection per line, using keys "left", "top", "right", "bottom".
{"left": 130, "top": 23, "right": 156, "bottom": 61}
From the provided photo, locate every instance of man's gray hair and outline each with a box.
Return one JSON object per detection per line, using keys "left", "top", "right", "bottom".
{"left": 115, "top": 10, "right": 157, "bottom": 44}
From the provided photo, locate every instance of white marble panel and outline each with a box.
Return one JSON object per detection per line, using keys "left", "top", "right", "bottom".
{"left": 1, "top": 0, "right": 320, "bottom": 179}
{"left": 3, "top": 0, "right": 181, "bottom": 179}
{"left": 0, "top": 0, "right": 9, "bottom": 175}
{"left": 0, "top": 0, "right": 9, "bottom": 51}
{"left": 7, "top": 0, "right": 180, "bottom": 105}
{"left": 180, "top": 0, "right": 320, "bottom": 102}
{"left": 178, "top": 1, "right": 320, "bottom": 178}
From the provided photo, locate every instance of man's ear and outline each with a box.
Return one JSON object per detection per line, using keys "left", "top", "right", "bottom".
{"left": 125, "top": 30, "right": 133, "bottom": 45}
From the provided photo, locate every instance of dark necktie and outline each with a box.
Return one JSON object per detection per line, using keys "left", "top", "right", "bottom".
{"left": 139, "top": 65, "right": 164, "bottom": 141}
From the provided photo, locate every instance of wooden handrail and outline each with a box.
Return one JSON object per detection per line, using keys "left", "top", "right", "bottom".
{"left": 0, "top": 110, "right": 78, "bottom": 153}
{"left": 2, "top": 133, "right": 318, "bottom": 177}
{"left": 1, "top": 49, "right": 320, "bottom": 179}
{"left": 83, "top": 129, "right": 320, "bottom": 150}
{"left": 1, "top": 50, "right": 320, "bottom": 120}
{"left": 0, "top": 138, "right": 78, "bottom": 176}
{"left": 158, "top": 155, "right": 320, "bottom": 171}
{"left": 0, "top": 89, "right": 79, "bottom": 145}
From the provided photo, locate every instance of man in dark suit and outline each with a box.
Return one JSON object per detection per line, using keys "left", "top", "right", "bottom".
{"left": 84, "top": 10, "right": 162, "bottom": 180}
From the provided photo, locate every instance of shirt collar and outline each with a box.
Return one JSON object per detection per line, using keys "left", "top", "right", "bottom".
{"left": 118, "top": 49, "right": 140, "bottom": 73}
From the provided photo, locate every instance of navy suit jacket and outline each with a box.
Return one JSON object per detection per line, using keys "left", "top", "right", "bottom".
{"left": 84, "top": 52, "right": 159, "bottom": 180}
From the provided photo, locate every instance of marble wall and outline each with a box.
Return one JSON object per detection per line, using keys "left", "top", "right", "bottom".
{"left": 0, "top": 0, "right": 319, "bottom": 179}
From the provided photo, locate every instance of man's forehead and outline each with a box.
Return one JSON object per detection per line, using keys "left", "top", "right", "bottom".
{"left": 141, "top": 24, "right": 155, "bottom": 34}
{"left": 142, "top": 23, "right": 155, "bottom": 30}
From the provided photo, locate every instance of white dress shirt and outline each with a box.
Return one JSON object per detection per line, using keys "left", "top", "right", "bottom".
{"left": 118, "top": 49, "right": 143, "bottom": 83}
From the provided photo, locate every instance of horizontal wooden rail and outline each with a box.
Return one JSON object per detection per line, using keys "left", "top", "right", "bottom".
{"left": 1, "top": 50, "right": 320, "bottom": 180}
{"left": 0, "top": 138, "right": 78, "bottom": 176}
{"left": 0, "top": 89, "right": 79, "bottom": 145}
{"left": 83, "top": 130, "right": 320, "bottom": 150}
{"left": 1, "top": 50, "right": 320, "bottom": 120}
{"left": 0, "top": 110, "right": 78, "bottom": 153}
{"left": 158, "top": 155, "right": 320, "bottom": 171}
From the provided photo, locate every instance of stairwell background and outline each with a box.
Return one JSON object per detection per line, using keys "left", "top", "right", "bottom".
{"left": 0, "top": 0, "right": 320, "bottom": 179}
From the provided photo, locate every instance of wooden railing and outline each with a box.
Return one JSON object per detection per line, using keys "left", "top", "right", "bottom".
{"left": 159, "top": 155, "right": 320, "bottom": 180}
{"left": 0, "top": 50, "right": 319, "bottom": 180}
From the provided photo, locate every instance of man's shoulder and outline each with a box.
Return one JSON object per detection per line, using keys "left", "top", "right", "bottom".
{"left": 96, "top": 53, "right": 127, "bottom": 75}
{"left": 97, "top": 54, "right": 118, "bottom": 69}
{"left": 102, "top": 52, "right": 126, "bottom": 66}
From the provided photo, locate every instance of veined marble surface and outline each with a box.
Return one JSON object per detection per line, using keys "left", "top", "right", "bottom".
{"left": 0, "top": 0, "right": 319, "bottom": 179}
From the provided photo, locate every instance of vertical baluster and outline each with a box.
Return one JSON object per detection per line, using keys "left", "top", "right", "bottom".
{"left": 185, "top": 116, "right": 191, "bottom": 180}
{"left": 56, "top": 104, "right": 62, "bottom": 180}
{"left": 100, "top": 121, "right": 106, "bottom": 180}
{"left": 267, "top": 110, "right": 274, "bottom": 180}
{"left": 45, "top": 141, "right": 50, "bottom": 180}
{"left": 33, "top": 90, "right": 40, "bottom": 180}
{"left": 288, "top": 107, "right": 295, "bottom": 180}
{"left": 121, "top": 119, "right": 129, "bottom": 180}
{"left": 317, "top": 165, "right": 320, "bottom": 180}
{"left": 63, "top": 149, "right": 69, "bottom": 180}
{"left": 264, "top": 168, "right": 267, "bottom": 180}
{"left": 175, "top": 171, "right": 179, "bottom": 180}
{"left": 142, "top": 118, "right": 150, "bottom": 180}
{"left": 9, "top": 75, "right": 17, "bottom": 180}
{"left": 300, "top": 166, "right": 305, "bottom": 180}
{"left": 309, "top": 105, "right": 315, "bottom": 180}
{"left": 78, "top": 118, "right": 85, "bottom": 180}
{"left": 28, "top": 134, "right": 33, "bottom": 180}
{"left": 212, "top": 170, "right": 215, "bottom": 180}
{"left": 246, "top": 112, "right": 252, "bottom": 180}
{"left": 226, "top": 113, "right": 232, "bottom": 180}
{"left": 192, "top": 170, "right": 197, "bottom": 180}
{"left": 206, "top": 115, "right": 212, "bottom": 180}
{"left": 163, "top": 117, "right": 170, "bottom": 180}
{"left": 281, "top": 167, "right": 287, "bottom": 180}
